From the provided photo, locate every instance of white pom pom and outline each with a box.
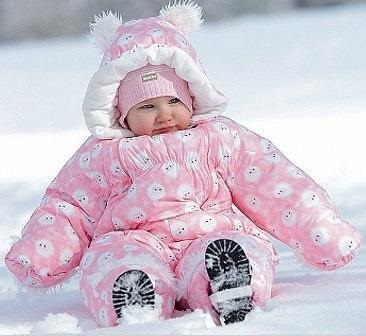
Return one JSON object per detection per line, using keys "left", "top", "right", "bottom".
{"left": 159, "top": 0, "right": 204, "bottom": 34}
{"left": 88, "top": 11, "right": 123, "bottom": 54}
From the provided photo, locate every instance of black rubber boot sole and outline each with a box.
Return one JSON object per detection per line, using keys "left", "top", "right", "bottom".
{"left": 205, "top": 238, "right": 253, "bottom": 324}
{"left": 112, "top": 270, "right": 155, "bottom": 319}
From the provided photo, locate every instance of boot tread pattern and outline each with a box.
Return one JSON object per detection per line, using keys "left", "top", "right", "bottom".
{"left": 205, "top": 239, "right": 253, "bottom": 324}
{"left": 112, "top": 270, "right": 155, "bottom": 319}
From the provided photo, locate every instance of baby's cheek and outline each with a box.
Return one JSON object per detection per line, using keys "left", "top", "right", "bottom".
{"left": 126, "top": 112, "right": 154, "bottom": 135}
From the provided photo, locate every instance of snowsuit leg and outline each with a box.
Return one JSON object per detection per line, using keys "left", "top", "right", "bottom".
{"left": 175, "top": 231, "right": 277, "bottom": 317}
{"left": 79, "top": 230, "right": 177, "bottom": 327}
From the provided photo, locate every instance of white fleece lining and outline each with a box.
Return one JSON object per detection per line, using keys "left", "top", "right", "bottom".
{"left": 82, "top": 44, "right": 228, "bottom": 139}
{"left": 209, "top": 286, "right": 252, "bottom": 303}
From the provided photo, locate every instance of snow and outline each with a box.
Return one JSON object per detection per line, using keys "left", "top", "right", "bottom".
{"left": 1, "top": 3, "right": 366, "bottom": 335}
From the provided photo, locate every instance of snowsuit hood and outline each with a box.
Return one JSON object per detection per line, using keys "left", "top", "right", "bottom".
{"left": 82, "top": 3, "right": 228, "bottom": 139}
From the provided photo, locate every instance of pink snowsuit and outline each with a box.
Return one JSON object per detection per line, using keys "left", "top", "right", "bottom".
{"left": 5, "top": 7, "right": 362, "bottom": 328}
{"left": 5, "top": 117, "right": 362, "bottom": 326}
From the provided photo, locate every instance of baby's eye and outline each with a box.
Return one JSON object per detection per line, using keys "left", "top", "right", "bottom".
{"left": 140, "top": 104, "right": 155, "bottom": 109}
{"left": 169, "top": 98, "right": 181, "bottom": 104}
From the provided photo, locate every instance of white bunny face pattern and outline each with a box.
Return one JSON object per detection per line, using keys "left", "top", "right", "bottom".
{"left": 118, "top": 33, "right": 135, "bottom": 45}
{"left": 311, "top": 227, "right": 330, "bottom": 246}
{"left": 186, "top": 152, "right": 199, "bottom": 169}
{"left": 199, "top": 215, "right": 218, "bottom": 232}
{"left": 338, "top": 236, "right": 358, "bottom": 256}
{"left": 281, "top": 209, "right": 297, "bottom": 227}
{"left": 59, "top": 248, "right": 73, "bottom": 265}
{"left": 111, "top": 160, "right": 125, "bottom": 177}
{"left": 56, "top": 202, "right": 74, "bottom": 216}
{"left": 261, "top": 139, "right": 275, "bottom": 154}
{"left": 177, "top": 184, "right": 193, "bottom": 200}
{"left": 147, "top": 183, "right": 166, "bottom": 201}
{"left": 162, "top": 161, "right": 179, "bottom": 177}
{"left": 73, "top": 189, "right": 89, "bottom": 206}
{"left": 245, "top": 195, "right": 261, "bottom": 213}
{"left": 148, "top": 27, "right": 164, "bottom": 37}
{"left": 35, "top": 239, "right": 54, "bottom": 258}
{"left": 244, "top": 166, "right": 262, "bottom": 183}
{"left": 65, "top": 225, "right": 79, "bottom": 242}
{"left": 17, "top": 255, "right": 31, "bottom": 267}
{"left": 170, "top": 221, "right": 188, "bottom": 238}
{"left": 180, "top": 130, "right": 195, "bottom": 142}
{"left": 79, "top": 152, "right": 91, "bottom": 169}
{"left": 127, "top": 207, "right": 146, "bottom": 224}
{"left": 273, "top": 183, "right": 293, "bottom": 198}
{"left": 302, "top": 190, "right": 320, "bottom": 208}
{"left": 38, "top": 214, "right": 55, "bottom": 226}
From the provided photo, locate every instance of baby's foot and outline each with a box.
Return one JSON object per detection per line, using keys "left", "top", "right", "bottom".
{"left": 112, "top": 270, "right": 155, "bottom": 320}
{"left": 205, "top": 238, "right": 253, "bottom": 324}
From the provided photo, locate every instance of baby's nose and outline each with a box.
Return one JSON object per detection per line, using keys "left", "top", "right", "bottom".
{"left": 156, "top": 108, "right": 172, "bottom": 123}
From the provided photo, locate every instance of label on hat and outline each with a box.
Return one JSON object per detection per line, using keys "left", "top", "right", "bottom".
{"left": 141, "top": 72, "right": 158, "bottom": 83}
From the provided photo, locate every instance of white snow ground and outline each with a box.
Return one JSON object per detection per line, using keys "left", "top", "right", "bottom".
{"left": 0, "top": 3, "right": 365, "bottom": 335}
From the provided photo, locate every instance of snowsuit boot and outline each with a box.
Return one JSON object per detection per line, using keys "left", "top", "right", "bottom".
{"left": 112, "top": 270, "right": 155, "bottom": 320}
{"left": 205, "top": 239, "right": 253, "bottom": 324}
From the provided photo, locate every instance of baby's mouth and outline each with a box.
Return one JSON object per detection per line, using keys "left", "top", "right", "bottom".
{"left": 153, "top": 126, "right": 177, "bottom": 135}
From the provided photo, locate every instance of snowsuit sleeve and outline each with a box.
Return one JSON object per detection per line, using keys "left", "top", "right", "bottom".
{"left": 213, "top": 118, "right": 362, "bottom": 270}
{"left": 4, "top": 137, "right": 122, "bottom": 288}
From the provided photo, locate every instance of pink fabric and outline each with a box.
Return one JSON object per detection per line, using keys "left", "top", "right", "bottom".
{"left": 104, "top": 17, "right": 199, "bottom": 64}
{"left": 5, "top": 117, "right": 362, "bottom": 327}
{"left": 118, "top": 64, "right": 193, "bottom": 127}
{"left": 79, "top": 230, "right": 177, "bottom": 326}
{"left": 79, "top": 230, "right": 276, "bottom": 327}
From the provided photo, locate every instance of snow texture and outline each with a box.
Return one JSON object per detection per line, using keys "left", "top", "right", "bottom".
{"left": 0, "top": 3, "right": 365, "bottom": 335}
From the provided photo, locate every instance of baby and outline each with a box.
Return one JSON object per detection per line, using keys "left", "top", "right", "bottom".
{"left": 5, "top": 1, "right": 362, "bottom": 328}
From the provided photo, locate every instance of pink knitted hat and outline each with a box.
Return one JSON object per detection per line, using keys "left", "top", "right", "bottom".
{"left": 117, "top": 64, "right": 193, "bottom": 127}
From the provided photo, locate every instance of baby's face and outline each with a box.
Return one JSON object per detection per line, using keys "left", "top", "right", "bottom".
{"left": 125, "top": 96, "right": 191, "bottom": 136}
